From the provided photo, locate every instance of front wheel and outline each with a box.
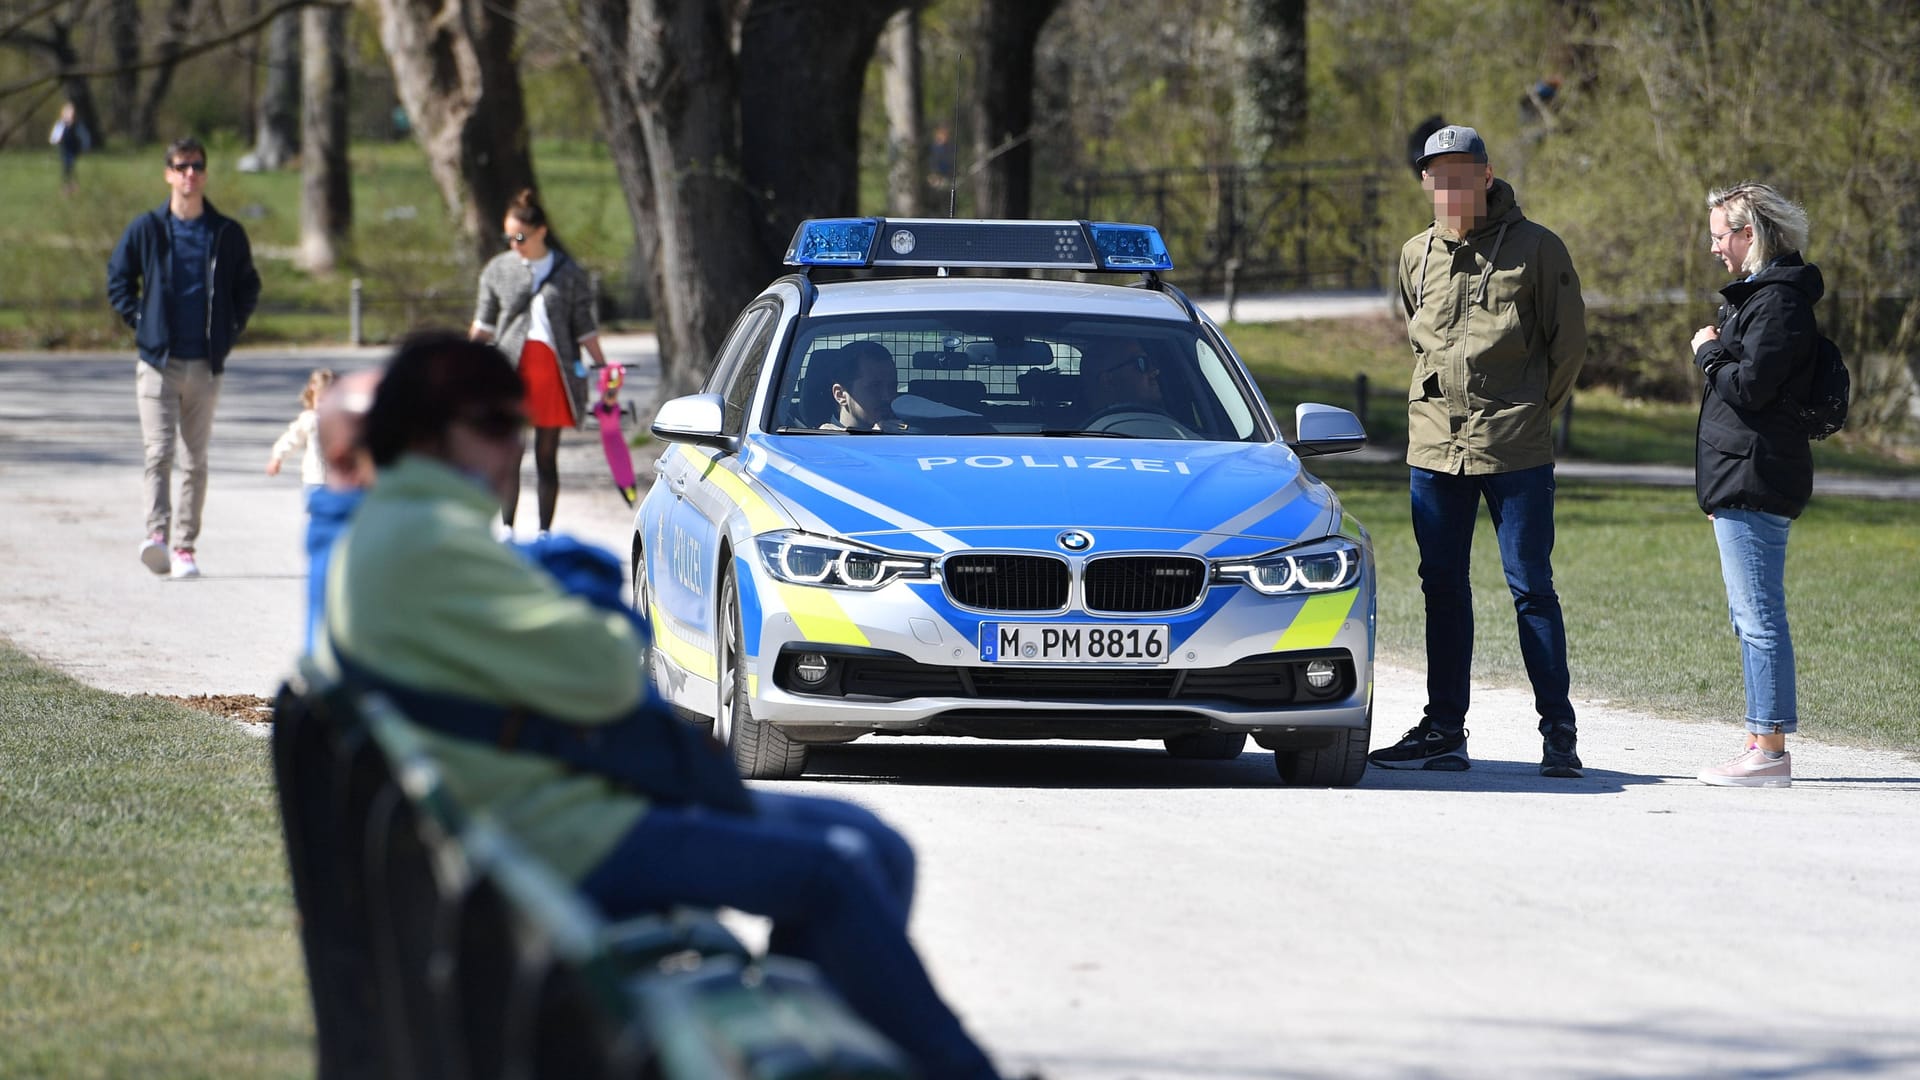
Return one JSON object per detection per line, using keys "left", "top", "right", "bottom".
{"left": 1274, "top": 717, "right": 1370, "bottom": 787}
{"left": 718, "top": 567, "right": 808, "bottom": 780}
{"left": 1163, "top": 732, "right": 1247, "bottom": 760}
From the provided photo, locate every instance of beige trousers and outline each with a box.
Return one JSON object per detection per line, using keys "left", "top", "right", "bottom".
{"left": 135, "top": 358, "right": 221, "bottom": 549}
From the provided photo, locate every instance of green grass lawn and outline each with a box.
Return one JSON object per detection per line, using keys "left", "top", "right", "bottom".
{"left": 0, "top": 137, "right": 633, "bottom": 350}
{"left": 0, "top": 645, "right": 310, "bottom": 1079}
{"left": 1312, "top": 458, "right": 1920, "bottom": 752}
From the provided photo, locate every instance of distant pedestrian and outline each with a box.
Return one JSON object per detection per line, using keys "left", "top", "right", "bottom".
{"left": 304, "top": 368, "right": 380, "bottom": 654}
{"left": 49, "top": 102, "right": 90, "bottom": 195}
{"left": 1689, "top": 182, "right": 1821, "bottom": 788}
{"left": 107, "top": 137, "right": 262, "bottom": 580}
{"left": 1371, "top": 124, "right": 1588, "bottom": 778}
{"left": 267, "top": 368, "right": 336, "bottom": 495}
{"left": 469, "top": 188, "right": 609, "bottom": 536}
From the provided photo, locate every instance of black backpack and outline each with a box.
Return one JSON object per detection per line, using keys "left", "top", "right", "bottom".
{"left": 1786, "top": 331, "right": 1850, "bottom": 440}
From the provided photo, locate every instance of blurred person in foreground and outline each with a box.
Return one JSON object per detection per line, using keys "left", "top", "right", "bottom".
{"left": 319, "top": 331, "right": 1010, "bottom": 1080}
{"left": 1372, "top": 124, "right": 1588, "bottom": 778}
{"left": 1688, "top": 182, "right": 1822, "bottom": 788}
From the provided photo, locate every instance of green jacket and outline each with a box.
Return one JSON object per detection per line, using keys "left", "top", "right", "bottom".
{"left": 1398, "top": 179, "right": 1586, "bottom": 474}
{"left": 320, "top": 455, "right": 646, "bottom": 881}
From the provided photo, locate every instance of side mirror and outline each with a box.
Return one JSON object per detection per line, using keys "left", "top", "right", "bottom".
{"left": 1289, "top": 402, "right": 1367, "bottom": 457}
{"left": 650, "top": 393, "right": 736, "bottom": 453}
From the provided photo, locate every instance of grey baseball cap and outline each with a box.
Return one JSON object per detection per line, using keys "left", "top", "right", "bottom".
{"left": 1416, "top": 124, "right": 1488, "bottom": 168}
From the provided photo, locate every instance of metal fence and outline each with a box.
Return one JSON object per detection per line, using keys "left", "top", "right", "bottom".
{"left": 1061, "top": 160, "right": 1389, "bottom": 295}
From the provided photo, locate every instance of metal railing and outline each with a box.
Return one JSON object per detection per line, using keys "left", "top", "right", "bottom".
{"left": 1061, "top": 160, "right": 1389, "bottom": 294}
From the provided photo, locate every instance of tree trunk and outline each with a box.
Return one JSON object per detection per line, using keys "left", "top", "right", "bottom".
{"left": 252, "top": 9, "right": 301, "bottom": 170}
{"left": 133, "top": 0, "right": 197, "bottom": 146}
{"left": 628, "top": 0, "right": 763, "bottom": 400}
{"left": 107, "top": 0, "right": 138, "bottom": 144}
{"left": 1240, "top": 0, "right": 1306, "bottom": 157}
{"left": 880, "top": 5, "right": 924, "bottom": 217}
{"left": 3, "top": 12, "right": 108, "bottom": 150}
{"left": 574, "top": 0, "right": 910, "bottom": 409}
{"left": 970, "top": 0, "right": 1061, "bottom": 219}
{"left": 374, "top": 0, "right": 538, "bottom": 264}
{"left": 576, "top": 0, "right": 678, "bottom": 407}
{"left": 737, "top": 0, "right": 907, "bottom": 261}
{"left": 298, "top": 3, "right": 351, "bottom": 273}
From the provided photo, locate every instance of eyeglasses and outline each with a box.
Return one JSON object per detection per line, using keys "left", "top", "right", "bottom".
{"left": 455, "top": 407, "right": 526, "bottom": 440}
{"left": 503, "top": 231, "right": 528, "bottom": 245}
{"left": 1120, "top": 353, "right": 1156, "bottom": 374}
{"left": 1709, "top": 225, "right": 1748, "bottom": 245}
{"left": 169, "top": 160, "right": 207, "bottom": 174}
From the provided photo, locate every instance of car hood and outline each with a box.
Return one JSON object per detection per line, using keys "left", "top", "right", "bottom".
{"left": 743, "top": 434, "right": 1338, "bottom": 556}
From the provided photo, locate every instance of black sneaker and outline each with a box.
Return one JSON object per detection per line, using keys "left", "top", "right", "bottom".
{"left": 1540, "top": 726, "right": 1583, "bottom": 778}
{"left": 1368, "top": 724, "right": 1469, "bottom": 771}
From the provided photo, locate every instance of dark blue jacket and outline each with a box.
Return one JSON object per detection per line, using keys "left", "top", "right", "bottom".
{"left": 107, "top": 199, "right": 261, "bottom": 373}
{"left": 1692, "top": 253, "right": 1821, "bottom": 519}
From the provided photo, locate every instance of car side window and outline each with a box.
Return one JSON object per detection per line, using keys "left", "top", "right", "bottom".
{"left": 703, "top": 305, "right": 774, "bottom": 395}
{"left": 723, "top": 308, "right": 781, "bottom": 436}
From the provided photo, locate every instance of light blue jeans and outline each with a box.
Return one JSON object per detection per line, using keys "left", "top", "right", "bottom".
{"left": 1711, "top": 508, "right": 1797, "bottom": 734}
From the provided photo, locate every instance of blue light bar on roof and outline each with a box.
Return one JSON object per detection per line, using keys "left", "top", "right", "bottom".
{"left": 782, "top": 217, "right": 1175, "bottom": 273}
{"left": 1088, "top": 222, "right": 1174, "bottom": 271}
{"left": 785, "top": 218, "right": 880, "bottom": 266}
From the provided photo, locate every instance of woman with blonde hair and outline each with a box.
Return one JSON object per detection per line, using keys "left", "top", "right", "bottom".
{"left": 470, "top": 189, "right": 609, "bottom": 535}
{"left": 1687, "top": 181, "right": 1822, "bottom": 788}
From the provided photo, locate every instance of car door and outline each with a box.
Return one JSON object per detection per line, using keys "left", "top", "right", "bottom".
{"left": 656, "top": 300, "right": 783, "bottom": 709}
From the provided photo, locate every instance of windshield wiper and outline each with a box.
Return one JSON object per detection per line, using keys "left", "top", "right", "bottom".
{"left": 1032, "top": 428, "right": 1143, "bottom": 439}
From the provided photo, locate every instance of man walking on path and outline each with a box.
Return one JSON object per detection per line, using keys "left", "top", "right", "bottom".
{"left": 1371, "top": 124, "right": 1588, "bottom": 778}
{"left": 107, "top": 137, "right": 261, "bottom": 580}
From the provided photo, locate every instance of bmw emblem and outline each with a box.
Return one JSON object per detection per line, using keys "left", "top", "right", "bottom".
{"left": 1057, "top": 530, "right": 1094, "bottom": 553}
{"left": 890, "top": 229, "right": 916, "bottom": 255}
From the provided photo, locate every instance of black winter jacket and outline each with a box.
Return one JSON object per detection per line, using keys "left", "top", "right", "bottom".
{"left": 107, "top": 199, "right": 261, "bottom": 373}
{"left": 1692, "top": 253, "right": 1821, "bottom": 519}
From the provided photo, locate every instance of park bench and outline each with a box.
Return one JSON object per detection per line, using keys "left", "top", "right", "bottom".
{"left": 270, "top": 662, "right": 913, "bottom": 1079}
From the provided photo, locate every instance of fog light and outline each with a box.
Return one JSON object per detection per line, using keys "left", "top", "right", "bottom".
{"left": 1304, "top": 659, "right": 1337, "bottom": 692}
{"left": 795, "top": 653, "right": 831, "bottom": 685}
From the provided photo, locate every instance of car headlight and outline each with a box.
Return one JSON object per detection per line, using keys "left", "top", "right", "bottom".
{"left": 1213, "top": 537, "right": 1363, "bottom": 595}
{"left": 756, "top": 531, "right": 933, "bottom": 591}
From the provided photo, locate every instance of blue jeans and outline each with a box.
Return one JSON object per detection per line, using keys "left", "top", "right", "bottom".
{"left": 1711, "top": 508, "right": 1797, "bottom": 734}
{"left": 578, "top": 791, "right": 997, "bottom": 1080}
{"left": 1410, "top": 464, "right": 1575, "bottom": 735}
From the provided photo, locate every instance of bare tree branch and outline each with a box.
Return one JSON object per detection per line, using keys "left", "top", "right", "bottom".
{"left": 0, "top": 0, "right": 78, "bottom": 44}
{"left": 0, "top": 0, "right": 349, "bottom": 103}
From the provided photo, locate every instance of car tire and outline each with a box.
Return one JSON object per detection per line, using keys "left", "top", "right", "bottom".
{"left": 718, "top": 566, "right": 808, "bottom": 781}
{"left": 1274, "top": 721, "right": 1369, "bottom": 787}
{"left": 1162, "top": 732, "right": 1247, "bottom": 760}
{"left": 630, "top": 536, "right": 661, "bottom": 699}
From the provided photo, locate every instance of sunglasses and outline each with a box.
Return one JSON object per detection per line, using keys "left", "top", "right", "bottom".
{"left": 169, "top": 160, "right": 208, "bottom": 174}
{"left": 455, "top": 407, "right": 526, "bottom": 440}
{"left": 503, "top": 231, "right": 529, "bottom": 245}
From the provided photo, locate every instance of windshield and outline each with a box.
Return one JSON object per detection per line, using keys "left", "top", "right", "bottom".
{"left": 766, "top": 312, "right": 1267, "bottom": 442}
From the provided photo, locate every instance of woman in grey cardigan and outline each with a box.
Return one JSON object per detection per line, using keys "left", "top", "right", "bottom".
{"left": 470, "top": 188, "right": 610, "bottom": 534}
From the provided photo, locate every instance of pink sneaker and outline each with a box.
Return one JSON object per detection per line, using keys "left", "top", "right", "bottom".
{"left": 1698, "top": 746, "right": 1791, "bottom": 788}
{"left": 139, "top": 531, "right": 170, "bottom": 575}
{"left": 169, "top": 548, "right": 200, "bottom": 580}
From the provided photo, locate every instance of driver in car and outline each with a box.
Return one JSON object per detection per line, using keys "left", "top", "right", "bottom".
{"left": 1074, "top": 337, "right": 1165, "bottom": 421}
{"left": 823, "top": 340, "right": 904, "bottom": 431}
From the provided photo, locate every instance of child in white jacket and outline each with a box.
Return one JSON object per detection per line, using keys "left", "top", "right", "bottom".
{"left": 267, "top": 368, "right": 336, "bottom": 493}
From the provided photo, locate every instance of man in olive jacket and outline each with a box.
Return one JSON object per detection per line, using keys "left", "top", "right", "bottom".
{"left": 1372, "top": 124, "right": 1588, "bottom": 778}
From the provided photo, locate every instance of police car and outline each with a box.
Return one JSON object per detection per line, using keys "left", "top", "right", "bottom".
{"left": 634, "top": 218, "right": 1375, "bottom": 783}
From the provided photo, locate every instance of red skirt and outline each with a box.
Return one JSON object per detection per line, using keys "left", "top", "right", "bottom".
{"left": 519, "top": 340, "right": 575, "bottom": 428}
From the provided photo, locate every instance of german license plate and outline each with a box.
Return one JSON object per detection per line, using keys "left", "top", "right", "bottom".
{"left": 979, "top": 623, "right": 1169, "bottom": 664}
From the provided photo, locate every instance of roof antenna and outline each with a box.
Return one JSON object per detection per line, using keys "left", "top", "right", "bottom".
{"left": 949, "top": 45, "right": 962, "bottom": 219}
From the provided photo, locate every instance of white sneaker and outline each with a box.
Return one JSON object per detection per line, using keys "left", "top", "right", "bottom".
{"left": 170, "top": 548, "right": 201, "bottom": 580}
{"left": 1698, "top": 746, "right": 1791, "bottom": 788}
{"left": 140, "top": 531, "right": 170, "bottom": 575}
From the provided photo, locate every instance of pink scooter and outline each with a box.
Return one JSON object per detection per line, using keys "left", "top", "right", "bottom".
{"left": 592, "top": 364, "right": 638, "bottom": 507}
